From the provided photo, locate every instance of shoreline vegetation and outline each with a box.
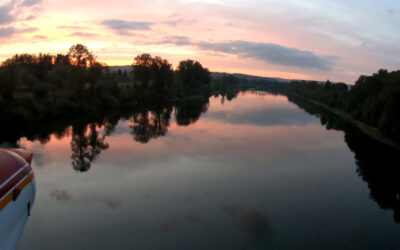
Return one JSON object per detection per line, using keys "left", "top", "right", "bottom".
{"left": 288, "top": 70, "right": 400, "bottom": 148}
{"left": 0, "top": 44, "right": 399, "bottom": 151}
{"left": 290, "top": 94, "right": 400, "bottom": 150}
{"left": 0, "top": 44, "right": 213, "bottom": 122}
{"left": 0, "top": 44, "right": 285, "bottom": 124}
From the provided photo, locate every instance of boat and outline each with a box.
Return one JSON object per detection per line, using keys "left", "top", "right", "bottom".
{"left": 0, "top": 148, "right": 36, "bottom": 250}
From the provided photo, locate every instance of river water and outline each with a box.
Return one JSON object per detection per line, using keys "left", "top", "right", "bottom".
{"left": 17, "top": 91, "right": 400, "bottom": 250}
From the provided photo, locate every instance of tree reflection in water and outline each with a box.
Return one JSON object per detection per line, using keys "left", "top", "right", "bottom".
{"left": 174, "top": 97, "right": 209, "bottom": 126}
{"left": 2, "top": 88, "right": 399, "bottom": 223}
{"left": 130, "top": 105, "right": 172, "bottom": 144}
{"left": 288, "top": 95, "right": 400, "bottom": 223}
{"left": 71, "top": 123, "right": 109, "bottom": 172}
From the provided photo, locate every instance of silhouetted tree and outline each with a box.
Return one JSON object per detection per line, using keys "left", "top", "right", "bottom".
{"left": 131, "top": 54, "right": 174, "bottom": 101}
{"left": 176, "top": 59, "right": 210, "bottom": 96}
{"left": 68, "top": 44, "right": 95, "bottom": 67}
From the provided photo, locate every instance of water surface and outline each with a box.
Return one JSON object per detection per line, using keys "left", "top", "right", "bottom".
{"left": 17, "top": 91, "right": 400, "bottom": 250}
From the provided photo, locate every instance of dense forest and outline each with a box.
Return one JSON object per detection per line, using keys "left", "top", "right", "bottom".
{"left": 288, "top": 70, "right": 400, "bottom": 143}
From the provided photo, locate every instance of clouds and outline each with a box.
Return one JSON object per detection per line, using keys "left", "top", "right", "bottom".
{"left": 19, "top": 26, "right": 38, "bottom": 33}
{"left": 0, "top": 27, "right": 16, "bottom": 37}
{"left": 161, "top": 35, "right": 192, "bottom": 46}
{"left": 0, "top": 2, "right": 15, "bottom": 25}
{"left": 0, "top": 0, "right": 42, "bottom": 38}
{"left": 198, "top": 40, "right": 334, "bottom": 70}
{"left": 70, "top": 32, "right": 99, "bottom": 38}
{"left": 162, "top": 36, "right": 334, "bottom": 70}
{"left": 22, "top": 0, "right": 42, "bottom": 6}
{"left": 0, "top": 0, "right": 42, "bottom": 24}
{"left": 0, "top": 0, "right": 398, "bottom": 82}
{"left": 0, "top": 26, "right": 37, "bottom": 37}
{"left": 101, "top": 19, "right": 153, "bottom": 35}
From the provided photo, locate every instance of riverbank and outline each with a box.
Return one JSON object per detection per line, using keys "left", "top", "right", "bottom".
{"left": 289, "top": 93, "right": 400, "bottom": 151}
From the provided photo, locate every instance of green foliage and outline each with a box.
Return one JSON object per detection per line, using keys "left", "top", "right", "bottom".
{"left": 176, "top": 59, "right": 210, "bottom": 96}
{"left": 132, "top": 54, "right": 175, "bottom": 101}
{"left": 0, "top": 44, "right": 290, "bottom": 141}
{"left": 0, "top": 44, "right": 114, "bottom": 121}
{"left": 288, "top": 69, "right": 400, "bottom": 142}
{"left": 0, "top": 45, "right": 222, "bottom": 129}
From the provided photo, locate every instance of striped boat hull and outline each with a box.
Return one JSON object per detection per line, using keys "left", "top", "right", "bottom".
{"left": 0, "top": 149, "right": 36, "bottom": 250}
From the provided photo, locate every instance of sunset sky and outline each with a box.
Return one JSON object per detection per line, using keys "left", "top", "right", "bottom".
{"left": 0, "top": 0, "right": 399, "bottom": 83}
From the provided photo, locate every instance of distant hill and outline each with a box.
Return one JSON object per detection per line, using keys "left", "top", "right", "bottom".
{"left": 108, "top": 66, "right": 343, "bottom": 87}
{"left": 109, "top": 66, "right": 132, "bottom": 73}
{"left": 109, "top": 66, "right": 292, "bottom": 83}
{"left": 211, "top": 72, "right": 292, "bottom": 83}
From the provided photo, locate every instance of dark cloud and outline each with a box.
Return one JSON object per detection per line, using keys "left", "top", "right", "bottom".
{"left": 161, "top": 36, "right": 334, "bottom": 70}
{"left": 24, "top": 15, "right": 36, "bottom": 21}
{"left": 101, "top": 19, "right": 153, "bottom": 35}
{"left": 70, "top": 32, "right": 99, "bottom": 37}
{"left": 0, "top": 27, "right": 17, "bottom": 37}
{"left": 19, "top": 27, "right": 39, "bottom": 33}
{"left": 0, "top": 3, "right": 15, "bottom": 25}
{"left": 0, "top": 26, "right": 39, "bottom": 38}
{"left": 161, "top": 35, "right": 192, "bottom": 46}
{"left": 197, "top": 40, "right": 334, "bottom": 70}
{"left": 165, "top": 18, "right": 185, "bottom": 26}
{"left": 0, "top": 27, "right": 39, "bottom": 38}
{"left": 0, "top": 0, "right": 41, "bottom": 25}
{"left": 22, "top": 0, "right": 42, "bottom": 6}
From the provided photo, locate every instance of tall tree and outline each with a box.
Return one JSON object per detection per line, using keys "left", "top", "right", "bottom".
{"left": 68, "top": 44, "right": 95, "bottom": 67}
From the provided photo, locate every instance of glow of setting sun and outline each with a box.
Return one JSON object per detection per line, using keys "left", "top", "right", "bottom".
{"left": 0, "top": 0, "right": 399, "bottom": 83}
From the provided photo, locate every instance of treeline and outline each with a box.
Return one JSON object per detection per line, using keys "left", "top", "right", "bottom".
{"left": 288, "top": 69, "right": 400, "bottom": 143}
{"left": 0, "top": 44, "right": 214, "bottom": 123}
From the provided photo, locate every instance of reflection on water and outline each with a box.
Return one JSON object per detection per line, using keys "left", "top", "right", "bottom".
{"left": 289, "top": 95, "right": 400, "bottom": 224}
{"left": 130, "top": 105, "right": 173, "bottom": 144}
{"left": 1, "top": 90, "right": 399, "bottom": 249}
{"left": 1, "top": 95, "right": 210, "bottom": 172}
{"left": 71, "top": 123, "right": 109, "bottom": 172}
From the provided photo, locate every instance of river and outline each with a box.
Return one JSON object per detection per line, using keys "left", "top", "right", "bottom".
{"left": 15, "top": 90, "right": 400, "bottom": 250}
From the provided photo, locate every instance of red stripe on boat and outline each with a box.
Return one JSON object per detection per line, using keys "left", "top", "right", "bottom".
{"left": 0, "top": 149, "right": 30, "bottom": 200}
{"left": 0, "top": 169, "right": 30, "bottom": 199}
